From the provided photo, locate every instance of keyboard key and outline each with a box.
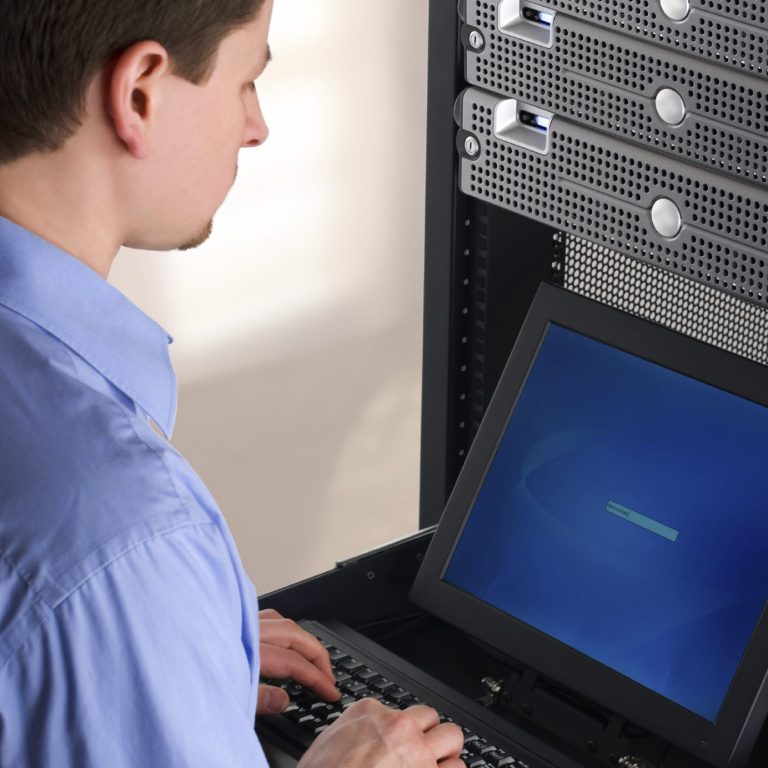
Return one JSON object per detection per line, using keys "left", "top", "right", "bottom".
{"left": 397, "top": 695, "right": 421, "bottom": 709}
{"left": 468, "top": 740, "right": 490, "bottom": 755}
{"left": 385, "top": 687, "right": 411, "bottom": 703}
{"left": 284, "top": 706, "right": 309, "bottom": 723}
{"left": 306, "top": 715, "right": 326, "bottom": 730}
{"left": 328, "top": 649, "right": 349, "bottom": 663}
{"left": 355, "top": 667, "right": 379, "bottom": 682}
{"left": 370, "top": 677, "right": 395, "bottom": 693}
{"left": 333, "top": 671, "right": 352, "bottom": 684}
{"left": 342, "top": 681, "right": 368, "bottom": 696}
{"left": 340, "top": 659, "right": 364, "bottom": 672}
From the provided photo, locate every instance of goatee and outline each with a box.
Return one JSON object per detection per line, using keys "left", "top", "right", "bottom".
{"left": 177, "top": 219, "right": 214, "bottom": 251}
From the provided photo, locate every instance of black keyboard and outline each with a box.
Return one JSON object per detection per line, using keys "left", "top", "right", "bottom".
{"left": 257, "top": 620, "right": 577, "bottom": 768}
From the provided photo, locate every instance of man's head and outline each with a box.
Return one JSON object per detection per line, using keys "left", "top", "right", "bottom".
{"left": 0, "top": 0, "right": 273, "bottom": 267}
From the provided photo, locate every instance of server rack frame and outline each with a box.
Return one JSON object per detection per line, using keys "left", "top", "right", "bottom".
{"left": 420, "top": 0, "right": 561, "bottom": 527}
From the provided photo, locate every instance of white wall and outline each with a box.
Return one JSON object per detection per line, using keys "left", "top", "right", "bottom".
{"left": 110, "top": 0, "right": 430, "bottom": 594}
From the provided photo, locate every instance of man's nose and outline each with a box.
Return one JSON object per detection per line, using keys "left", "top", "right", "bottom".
{"left": 243, "top": 91, "right": 269, "bottom": 148}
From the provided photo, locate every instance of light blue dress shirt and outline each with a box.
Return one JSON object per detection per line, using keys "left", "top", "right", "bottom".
{"left": 0, "top": 217, "right": 269, "bottom": 766}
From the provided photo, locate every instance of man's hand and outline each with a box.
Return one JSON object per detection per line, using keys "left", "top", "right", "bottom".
{"left": 257, "top": 609, "right": 340, "bottom": 715}
{"left": 297, "top": 698, "right": 465, "bottom": 768}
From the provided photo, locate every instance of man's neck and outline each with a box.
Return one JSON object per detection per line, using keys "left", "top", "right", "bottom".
{"left": 0, "top": 141, "right": 123, "bottom": 279}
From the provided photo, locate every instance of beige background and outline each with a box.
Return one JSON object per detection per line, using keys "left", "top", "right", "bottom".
{"left": 110, "top": 0, "right": 430, "bottom": 595}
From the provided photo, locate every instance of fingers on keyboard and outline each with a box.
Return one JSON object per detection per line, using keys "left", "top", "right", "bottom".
{"left": 401, "top": 703, "right": 441, "bottom": 731}
{"left": 425, "top": 721, "right": 465, "bottom": 762}
{"left": 264, "top": 637, "right": 527, "bottom": 768}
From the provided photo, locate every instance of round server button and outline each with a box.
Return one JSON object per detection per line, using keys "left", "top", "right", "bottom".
{"left": 655, "top": 89, "right": 686, "bottom": 126}
{"left": 651, "top": 198, "right": 683, "bottom": 239}
{"left": 659, "top": 0, "right": 690, "bottom": 21}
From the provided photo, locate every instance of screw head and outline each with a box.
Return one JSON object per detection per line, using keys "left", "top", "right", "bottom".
{"left": 468, "top": 30, "right": 485, "bottom": 51}
{"left": 464, "top": 135, "right": 480, "bottom": 157}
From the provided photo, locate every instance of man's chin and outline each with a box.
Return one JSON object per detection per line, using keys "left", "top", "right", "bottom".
{"left": 177, "top": 219, "right": 214, "bottom": 252}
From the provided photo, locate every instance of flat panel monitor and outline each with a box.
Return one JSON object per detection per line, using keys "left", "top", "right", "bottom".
{"left": 411, "top": 284, "right": 768, "bottom": 767}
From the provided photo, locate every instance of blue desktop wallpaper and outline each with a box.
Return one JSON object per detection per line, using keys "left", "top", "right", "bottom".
{"left": 444, "top": 324, "right": 768, "bottom": 722}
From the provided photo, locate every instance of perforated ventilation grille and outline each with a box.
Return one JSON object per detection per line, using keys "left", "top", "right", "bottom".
{"left": 467, "top": 5, "right": 768, "bottom": 186}
{"left": 462, "top": 88, "right": 768, "bottom": 308}
{"left": 562, "top": 233, "right": 768, "bottom": 365}
{"left": 699, "top": 0, "right": 766, "bottom": 26}
{"left": 532, "top": 0, "right": 768, "bottom": 76}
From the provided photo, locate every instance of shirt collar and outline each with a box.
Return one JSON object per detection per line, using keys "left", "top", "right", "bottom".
{"left": 0, "top": 216, "right": 177, "bottom": 438}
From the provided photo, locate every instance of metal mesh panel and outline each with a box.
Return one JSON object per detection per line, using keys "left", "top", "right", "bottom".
{"left": 465, "top": 4, "right": 768, "bottom": 186}
{"left": 562, "top": 233, "right": 768, "bottom": 365}
{"left": 459, "top": 86, "right": 768, "bottom": 307}
{"left": 698, "top": 0, "right": 766, "bottom": 25}
{"left": 532, "top": 0, "right": 768, "bottom": 76}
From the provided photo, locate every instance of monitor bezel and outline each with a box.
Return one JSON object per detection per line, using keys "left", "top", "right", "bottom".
{"left": 410, "top": 283, "right": 768, "bottom": 767}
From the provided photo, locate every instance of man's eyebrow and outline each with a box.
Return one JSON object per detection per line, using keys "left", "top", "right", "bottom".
{"left": 261, "top": 45, "right": 272, "bottom": 70}
{"left": 251, "top": 46, "right": 272, "bottom": 79}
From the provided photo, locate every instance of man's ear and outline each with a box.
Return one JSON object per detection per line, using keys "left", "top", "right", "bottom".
{"left": 106, "top": 41, "right": 171, "bottom": 160}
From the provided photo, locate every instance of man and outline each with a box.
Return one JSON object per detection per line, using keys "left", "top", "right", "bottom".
{"left": 0, "top": 0, "right": 464, "bottom": 765}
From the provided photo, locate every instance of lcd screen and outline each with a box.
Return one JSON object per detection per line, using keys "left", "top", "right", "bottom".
{"left": 444, "top": 323, "right": 768, "bottom": 722}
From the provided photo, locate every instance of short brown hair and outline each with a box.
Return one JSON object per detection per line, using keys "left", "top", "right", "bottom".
{"left": 0, "top": 0, "right": 266, "bottom": 164}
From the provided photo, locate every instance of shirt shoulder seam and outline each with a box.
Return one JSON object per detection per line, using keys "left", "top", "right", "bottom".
{"left": 0, "top": 548, "right": 46, "bottom": 604}
{"left": 113, "top": 376, "right": 193, "bottom": 518}
{"left": 61, "top": 354, "right": 206, "bottom": 592}
{"left": 0, "top": 517, "right": 218, "bottom": 676}
{"left": 0, "top": 355, "right": 203, "bottom": 612}
{"left": 0, "top": 286, "right": 173, "bottom": 435}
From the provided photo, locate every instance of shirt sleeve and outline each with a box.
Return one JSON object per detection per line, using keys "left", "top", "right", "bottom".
{"left": 0, "top": 521, "right": 269, "bottom": 768}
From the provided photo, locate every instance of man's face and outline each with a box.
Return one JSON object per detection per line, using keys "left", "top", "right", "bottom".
{"left": 126, "top": 0, "right": 273, "bottom": 251}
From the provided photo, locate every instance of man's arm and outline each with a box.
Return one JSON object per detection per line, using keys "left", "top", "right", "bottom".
{"left": 0, "top": 521, "right": 268, "bottom": 767}
{"left": 0, "top": 518, "right": 463, "bottom": 768}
